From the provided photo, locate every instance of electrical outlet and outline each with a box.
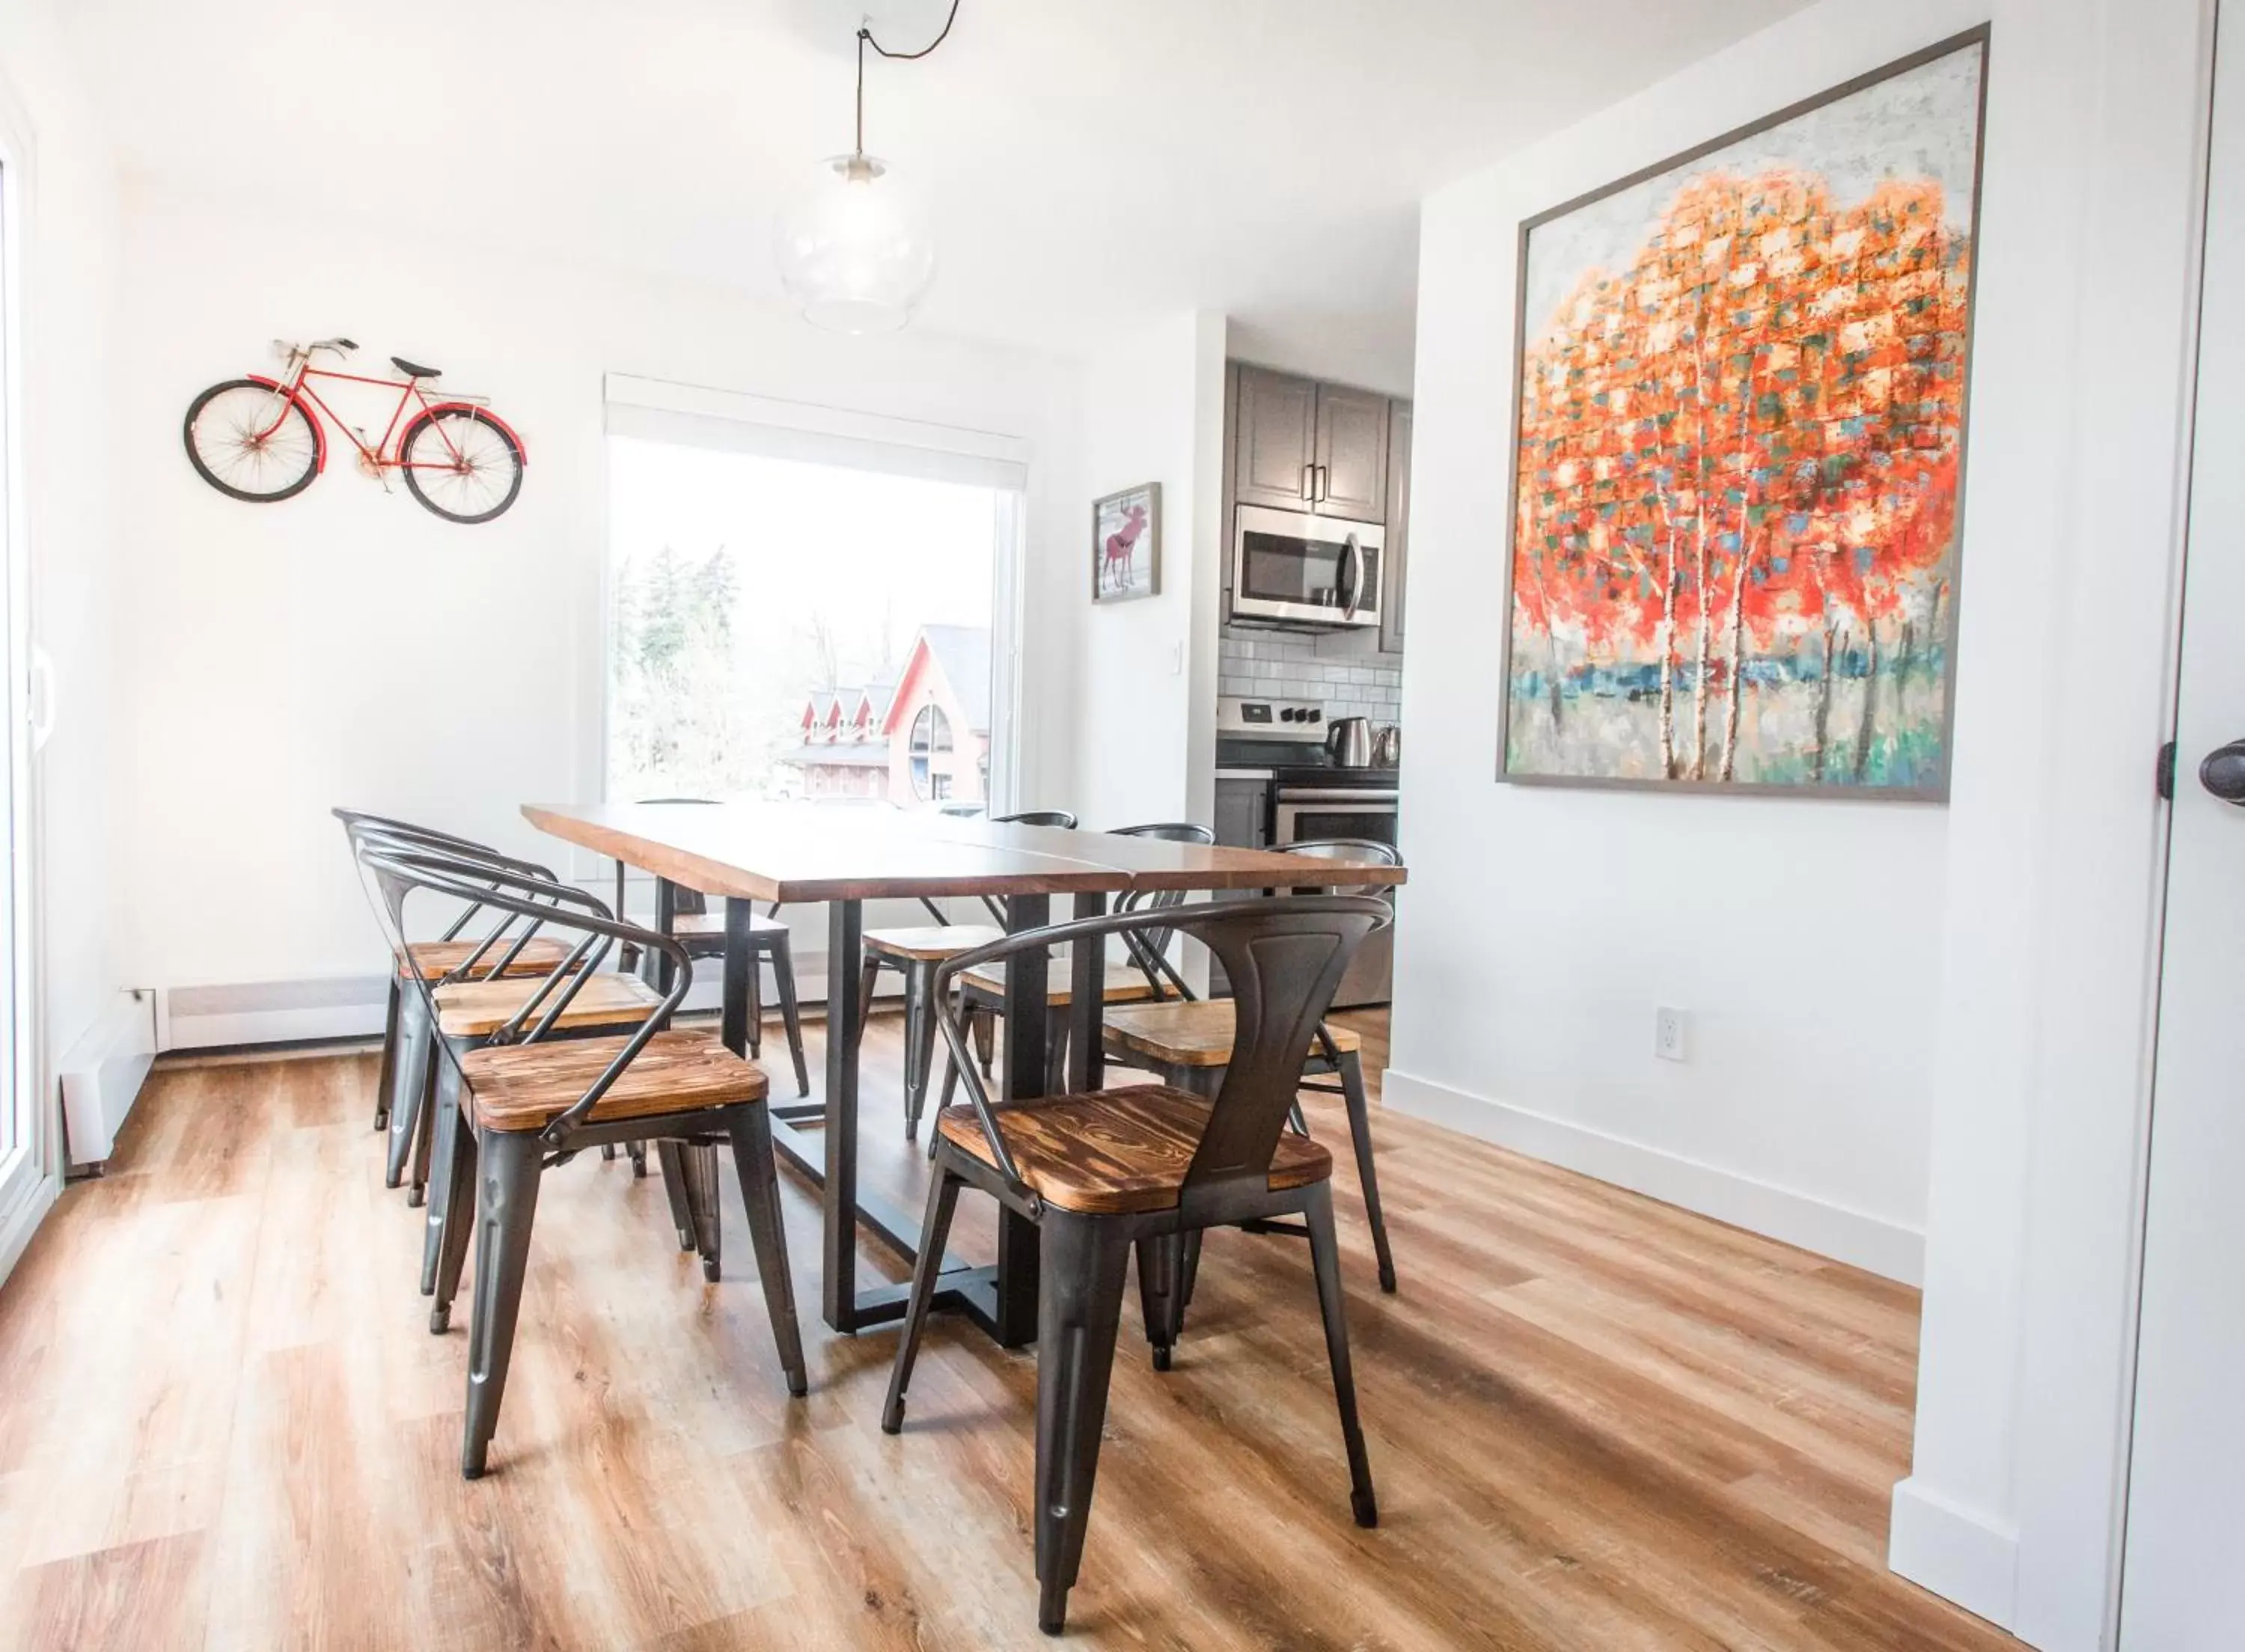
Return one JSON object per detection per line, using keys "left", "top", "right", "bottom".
{"left": 1655, "top": 1006, "right": 1687, "bottom": 1063}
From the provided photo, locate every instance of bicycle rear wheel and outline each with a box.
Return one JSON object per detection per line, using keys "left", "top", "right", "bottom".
{"left": 183, "top": 380, "right": 321, "bottom": 502}
{"left": 400, "top": 406, "right": 525, "bottom": 524}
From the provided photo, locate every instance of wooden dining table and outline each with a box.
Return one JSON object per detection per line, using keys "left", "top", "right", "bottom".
{"left": 522, "top": 801, "right": 1407, "bottom": 1347}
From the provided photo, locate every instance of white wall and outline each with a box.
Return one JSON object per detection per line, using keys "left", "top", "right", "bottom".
{"left": 1396, "top": 0, "right": 2211, "bottom": 1645}
{"left": 0, "top": 0, "right": 123, "bottom": 1244}
{"left": 104, "top": 183, "right": 1091, "bottom": 1009}
{"left": 1396, "top": 6, "right": 1964, "bottom": 1289}
{"left": 1069, "top": 311, "right": 1226, "bottom": 830}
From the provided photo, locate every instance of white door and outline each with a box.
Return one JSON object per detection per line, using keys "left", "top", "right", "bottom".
{"left": 2121, "top": 11, "right": 2245, "bottom": 1644}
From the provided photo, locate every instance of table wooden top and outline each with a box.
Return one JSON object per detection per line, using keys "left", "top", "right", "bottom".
{"left": 522, "top": 801, "right": 1406, "bottom": 903}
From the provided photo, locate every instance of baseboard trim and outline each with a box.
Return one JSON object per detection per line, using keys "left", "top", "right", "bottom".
{"left": 1380, "top": 1068, "right": 1925, "bottom": 1284}
{"left": 158, "top": 958, "right": 873, "bottom": 1052}
{"left": 1888, "top": 1477, "right": 2020, "bottom": 1630}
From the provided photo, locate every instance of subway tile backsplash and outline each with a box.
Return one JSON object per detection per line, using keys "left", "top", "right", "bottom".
{"left": 1218, "top": 634, "right": 1402, "bottom": 726}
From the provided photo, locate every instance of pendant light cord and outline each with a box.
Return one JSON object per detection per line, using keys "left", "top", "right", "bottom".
{"left": 855, "top": 0, "right": 963, "bottom": 154}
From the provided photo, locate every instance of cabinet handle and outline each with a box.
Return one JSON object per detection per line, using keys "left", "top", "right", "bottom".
{"left": 1301, "top": 463, "right": 1315, "bottom": 502}
{"left": 1314, "top": 464, "right": 1329, "bottom": 503}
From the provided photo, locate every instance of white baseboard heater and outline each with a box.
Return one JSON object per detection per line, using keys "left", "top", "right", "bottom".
{"left": 58, "top": 989, "right": 159, "bottom": 1169}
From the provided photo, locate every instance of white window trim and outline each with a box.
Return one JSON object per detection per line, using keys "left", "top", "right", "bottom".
{"left": 594, "top": 372, "right": 1033, "bottom": 880}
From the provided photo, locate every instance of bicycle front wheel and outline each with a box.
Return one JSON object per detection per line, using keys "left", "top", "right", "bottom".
{"left": 400, "top": 407, "right": 525, "bottom": 524}
{"left": 183, "top": 379, "right": 321, "bottom": 502}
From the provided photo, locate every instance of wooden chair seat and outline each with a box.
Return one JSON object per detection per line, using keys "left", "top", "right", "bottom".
{"left": 1102, "top": 999, "right": 1361, "bottom": 1069}
{"left": 463, "top": 1030, "right": 767, "bottom": 1134}
{"left": 400, "top": 937, "right": 579, "bottom": 982}
{"left": 864, "top": 923, "right": 1005, "bottom": 961}
{"left": 960, "top": 960, "right": 1160, "bottom": 1007}
{"left": 671, "top": 909, "right": 790, "bottom": 940}
{"left": 433, "top": 972, "right": 662, "bottom": 1039}
{"left": 935, "top": 1085, "right": 1331, "bottom": 1214}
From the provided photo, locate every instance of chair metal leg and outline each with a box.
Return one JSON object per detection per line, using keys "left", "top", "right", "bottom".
{"left": 727, "top": 1105, "right": 808, "bottom": 1396}
{"left": 931, "top": 1032, "right": 962, "bottom": 1161}
{"left": 1337, "top": 1050, "right": 1396, "bottom": 1293}
{"left": 881, "top": 1163, "right": 962, "bottom": 1433}
{"left": 406, "top": 1049, "right": 440, "bottom": 1208}
{"left": 1304, "top": 1182, "right": 1378, "bottom": 1528}
{"left": 385, "top": 993, "right": 434, "bottom": 1190}
{"left": 745, "top": 935, "right": 766, "bottom": 1059}
{"left": 857, "top": 955, "right": 882, "bottom": 1043}
{"left": 656, "top": 1140, "right": 696, "bottom": 1250}
{"left": 430, "top": 1119, "right": 478, "bottom": 1333}
{"left": 768, "top": 932, "right": 811, "bottom": 1098}
{"left": 1181, "top": 1229, "right": 1203, "bottom": 1306}
{"left": 626, "top": 1139, "right": 647, "bottom": 1178}
{"left": 373, "top": 976, "right": 401, "bottom": 1131}
{"left": 600, "top": 1143, "right": 617, "bottom": 1160}
{"left": 1033, "top": 1210, "right": 1132, "bottom": 1636}
{"left": 462, "top": 1129, "right": 543, "bottom": 1479}
{"left": 973, "top": 1000, "right": 995, "bottom": 1078}
{"left": 1045, "top": 1006, "right": 1069, "bottom": 1098}
{"left": 679, "top": 1142, "right": 724, "bottom": 1282}
{"left": 421, "top": 1054, "right": 467, "bottom": 1295}
{"left": 905, "top": 961, "right": 941, "bottom": 1139}
{"left": 1134, "top": 1233, "right": 1187, "bottom": 1371}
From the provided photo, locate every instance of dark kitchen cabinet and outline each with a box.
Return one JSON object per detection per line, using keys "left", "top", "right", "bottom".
{"left": 1213, "top": 777, "right": 1270, "bottom": 849}
{"left": 1232, "top": 367, "right": 1390, "bottom": 522}
{"left": 1313, "top": 383, "right": 1389, "bottom": 523}
{"left": 1380, "top": 400, "right": 1411, "bottom": 655}
{"left": 1233, "top": 366, "right": 1320, "bottom": 511}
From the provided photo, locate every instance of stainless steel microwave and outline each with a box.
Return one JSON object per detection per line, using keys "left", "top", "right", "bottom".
{"left": 1230, "top": 505, "right": 1384, "bottom": 629}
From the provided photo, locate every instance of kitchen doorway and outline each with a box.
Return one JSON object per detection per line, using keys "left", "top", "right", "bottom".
{"left": 2117, "top": 5, "right": 2245, "bottom": 1642}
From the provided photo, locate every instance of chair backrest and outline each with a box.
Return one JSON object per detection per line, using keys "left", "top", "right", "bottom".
{"left": 1107, "top": 822, "right": 1217, "bottom": 997}
{"left": 930, "top": 895, "right": 1388, "bottom": 1213}
{"left": 337, "top": 810, "right": 561, "bottom": 976}
{"left": 1280, "top": 837, "right": 1402, "bottom": 898}
{"left": 364, "top": 846, "right": 683, "bottom": 1141}
{"left": 954, "top": 810, "right": 1082, "bottom": 922}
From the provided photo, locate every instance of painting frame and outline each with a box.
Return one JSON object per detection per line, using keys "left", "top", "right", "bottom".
{"left": 1497, "top": 25, "right": 1991, "bottom": 802}
{"left": 1091, "top": 482, "right": 1162, "bottom": 605}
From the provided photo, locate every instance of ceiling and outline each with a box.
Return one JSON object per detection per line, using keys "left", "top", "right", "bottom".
{"left": 61, "top": 0, "right": 1807, "bottom": 391}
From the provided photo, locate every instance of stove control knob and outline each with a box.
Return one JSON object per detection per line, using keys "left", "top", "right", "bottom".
{"left": 1307, "top": 709, "right": 1322, "bottom": 722}
{"left": 1279, "top": 707, "right": 1298, "bottom": 722}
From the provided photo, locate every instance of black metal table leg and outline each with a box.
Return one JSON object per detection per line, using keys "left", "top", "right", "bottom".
{"left": 1068, "top": 891, "right": 1106, "bottom": 1094}
{"left": 821, "top": 897, "right": 865, "bottom": 1332}
{"left": 721, "top": 897, "right": 754, "bottom": 1056}
{"left": 992, "top": 892, "right": 1051, "bottom": 1347}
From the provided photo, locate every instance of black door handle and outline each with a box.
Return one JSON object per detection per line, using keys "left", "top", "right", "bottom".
{"left": 2202, "top": 739, "right": 2245, "bottom": 804}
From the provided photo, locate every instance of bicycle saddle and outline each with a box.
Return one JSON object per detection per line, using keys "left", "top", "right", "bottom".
{"left": 391, "top": 356, "right": 441, "bottom": 379}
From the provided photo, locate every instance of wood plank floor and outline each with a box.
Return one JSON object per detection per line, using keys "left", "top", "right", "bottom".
{"left": 0, "top": 1008, "right": 2021, "bottom": 1651}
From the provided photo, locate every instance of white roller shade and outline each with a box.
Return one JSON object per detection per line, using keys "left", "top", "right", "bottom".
{"left": 604, "top": 373, "right": 1030, "bottom": 492}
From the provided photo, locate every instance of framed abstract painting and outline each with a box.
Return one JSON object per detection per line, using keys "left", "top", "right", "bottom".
{"left": 1501, "top": 28, "right": 1988, "bottom": 798}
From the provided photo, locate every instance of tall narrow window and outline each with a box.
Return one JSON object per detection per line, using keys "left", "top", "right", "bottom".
{"left": 603, "top": 394, "right": 1022, "bottom": 814}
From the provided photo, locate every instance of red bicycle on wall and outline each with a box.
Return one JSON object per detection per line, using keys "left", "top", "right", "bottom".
{"left": 183, "top": 337, "right": 528, "bottom": 524}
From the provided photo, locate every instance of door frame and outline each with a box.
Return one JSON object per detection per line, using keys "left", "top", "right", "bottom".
{"left": 0, "top": 67, "right": 58, "bottom": 1280}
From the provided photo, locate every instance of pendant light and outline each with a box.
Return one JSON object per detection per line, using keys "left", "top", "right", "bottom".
{"left": 773, "top": 3, "right": 961, "bottom": 334}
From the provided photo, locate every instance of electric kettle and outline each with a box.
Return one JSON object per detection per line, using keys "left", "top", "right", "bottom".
{"left": 1326, "top": 716, "right": 1373, "bottom": 768}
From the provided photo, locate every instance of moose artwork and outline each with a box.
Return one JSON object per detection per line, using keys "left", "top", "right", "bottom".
{"left": 1503, "top": 30, "right": 1986, "bottom": 797}
{"left": 1092, "top": 483, "right": 1161, "bottom": 604}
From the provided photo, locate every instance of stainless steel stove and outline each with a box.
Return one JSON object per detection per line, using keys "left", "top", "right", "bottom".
{"left": 1213, "top": 697, "right": 1396, "bottom": 1006}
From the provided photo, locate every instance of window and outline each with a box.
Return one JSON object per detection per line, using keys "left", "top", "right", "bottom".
{"left": 907, "top": 703, "right": 952, "bottom": 801}
{"left": 602, "top": 384, "right": 1024, "bottom": 815}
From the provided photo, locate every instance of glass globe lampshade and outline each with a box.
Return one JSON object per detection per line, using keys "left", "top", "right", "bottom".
{"left": 773, "top": 153, "right": 937, "bottom": 334}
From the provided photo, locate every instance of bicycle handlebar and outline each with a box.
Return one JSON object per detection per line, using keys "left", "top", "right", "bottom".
{"left": 274, "top": 337, "right": 358, "bottom": 360}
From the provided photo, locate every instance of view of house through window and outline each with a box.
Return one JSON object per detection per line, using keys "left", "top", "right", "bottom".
{"left": 606, "top": 434, "right": 1012, "bottom": 811}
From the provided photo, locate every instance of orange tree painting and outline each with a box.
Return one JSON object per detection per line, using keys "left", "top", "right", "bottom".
{"left": 1503, "top": 31, "right": 1985, "bottom": 795}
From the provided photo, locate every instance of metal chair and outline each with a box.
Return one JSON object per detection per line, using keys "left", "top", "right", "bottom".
{"left": 336, "top": 810, "right": 585, "bottom": 1201}
{"left": 613, "top": 798, "right": 813, "bottom": 1098}
{"left": 939, "top": 822, "right": 1212, "bottom": 1115}
{"left": 855, "top": 809, "right": 1079, "bottom": 1138}
{"left": 882, "top": 895, "right": 1391, "bottom": 1635}
{"left": 1104, "top": 838, "right": 1403, "bottom": 1296}
{"left": 365, "top": 847, "right": 808, "bottom": 1479}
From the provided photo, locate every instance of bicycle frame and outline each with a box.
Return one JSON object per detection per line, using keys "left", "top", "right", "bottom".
{"left": 247, "top": 346, "right": 523, "bottom": 478}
